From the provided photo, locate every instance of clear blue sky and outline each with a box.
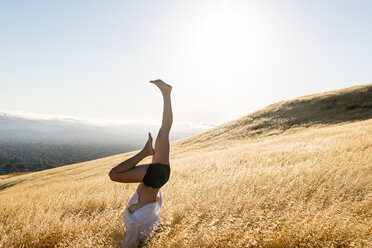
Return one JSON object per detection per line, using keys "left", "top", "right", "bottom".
{"left": 0, "top": 0, "right": 371, "bottom": 125}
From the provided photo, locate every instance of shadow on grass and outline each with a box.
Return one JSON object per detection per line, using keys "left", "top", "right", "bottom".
{"left": 0, "top": 180, "right": 25, "bottom": 191}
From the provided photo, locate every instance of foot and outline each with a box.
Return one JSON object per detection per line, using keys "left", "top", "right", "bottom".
{"left": 150, "top": 79, "right": 172, "bottom": 94}
{"left": 142, "top": 132, "right": 155, "bottom": 156}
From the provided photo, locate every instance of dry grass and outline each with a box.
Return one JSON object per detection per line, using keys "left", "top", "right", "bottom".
{"left": 1, "top": 85, "right": 372, "bottom": 247}
{"left": 177, "top": 84, "right": 372, "bottom": 145}
{"left": 0, "top": 172, "right": 31, "bottom": 180}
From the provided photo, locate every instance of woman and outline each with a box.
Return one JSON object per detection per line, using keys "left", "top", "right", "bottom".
{"left": 109, "top": 79, "right": 173, "bottom": 247}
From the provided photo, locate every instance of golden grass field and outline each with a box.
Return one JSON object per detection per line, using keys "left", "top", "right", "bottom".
{"left": 1, "top": 85, "right": 371, "bottom": 247}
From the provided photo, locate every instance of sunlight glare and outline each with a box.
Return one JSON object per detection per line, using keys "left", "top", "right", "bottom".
{"left": 193, "top": 2, "right": 274, "bottom": 74}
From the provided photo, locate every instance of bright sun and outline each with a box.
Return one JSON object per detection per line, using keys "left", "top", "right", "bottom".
{"left": 184, "top": 1, "right": 275, "bottom": 78}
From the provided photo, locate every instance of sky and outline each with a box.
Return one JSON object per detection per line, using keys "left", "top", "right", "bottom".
{"left": 0, "top": 0, "right": 371, "bottom": 126}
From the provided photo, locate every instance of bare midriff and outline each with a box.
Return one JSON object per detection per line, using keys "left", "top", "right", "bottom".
{"left": 128, "top": 182, "right": 159, "bottom": 214}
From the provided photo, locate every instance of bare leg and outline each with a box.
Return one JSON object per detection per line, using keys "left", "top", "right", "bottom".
{"left": 108, "top": 133, "right": 154, "bottom": 183}
{"left": 150, "top": 79, "right": 173, "bottom": 165}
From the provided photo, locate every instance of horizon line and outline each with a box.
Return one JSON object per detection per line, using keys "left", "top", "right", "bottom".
{"left": 0, "top": 109, "right": 220, "bottom": 129}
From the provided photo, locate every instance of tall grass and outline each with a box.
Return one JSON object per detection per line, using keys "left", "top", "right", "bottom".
{"left": 1, "top": 119, "right": 371, "bottom": 247}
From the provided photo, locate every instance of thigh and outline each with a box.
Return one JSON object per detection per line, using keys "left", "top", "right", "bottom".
{"left": 152, "top": 129, "right": 170, "bottom": 165}
{"left": 114, "top": 164, "right": 150, "bottom": 183}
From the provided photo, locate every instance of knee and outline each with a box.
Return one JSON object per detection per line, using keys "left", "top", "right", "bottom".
{"left": 158, "top": 128, "right": 170, "bottom": 137}
{"left": 109, "top": 169, "right": 127, "bottom": 183}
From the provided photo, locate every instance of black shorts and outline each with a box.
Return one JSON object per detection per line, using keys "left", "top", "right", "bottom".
{"left": 142, "top": 163, "right": 171, "bottom": 189}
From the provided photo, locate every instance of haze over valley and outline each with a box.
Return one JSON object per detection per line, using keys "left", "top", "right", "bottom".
{"left": 0, "top": 112, "right": 214, "bottom": 174}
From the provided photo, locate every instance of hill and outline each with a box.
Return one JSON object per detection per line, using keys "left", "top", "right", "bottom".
{"left": 175, "top": 84, "right": 372, "bottom": 148}
{"left": 0, "top": 84, "right": 371, "bottom": 247}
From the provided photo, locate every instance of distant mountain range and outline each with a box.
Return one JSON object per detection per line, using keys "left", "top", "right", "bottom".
{"left": 0, "top": 112, "right": 216, "bottom": 174}
{"left": 0, "top": 112, "right": 215, "bottom": 146}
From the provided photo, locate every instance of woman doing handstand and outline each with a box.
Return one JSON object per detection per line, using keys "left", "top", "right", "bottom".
{"left": 109, "top": 79, "right": 173, "bottom": 247}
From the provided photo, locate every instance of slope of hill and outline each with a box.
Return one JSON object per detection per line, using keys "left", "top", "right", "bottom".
{"left": 175, "top": 84, "right": 372, "bottom": 148}
{"left": 0, "top": 85, "right": 371, "bottom": 248}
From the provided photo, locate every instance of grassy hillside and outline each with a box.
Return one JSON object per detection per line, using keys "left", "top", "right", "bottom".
{"left": 175, "top": 84, "right": 372, "bottom": 148}
{"left": 0, "top": 85, "right": 371, "bottom": 247}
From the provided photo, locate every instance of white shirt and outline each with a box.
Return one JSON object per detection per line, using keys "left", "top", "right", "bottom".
{"left": 122, "top": 188, "right": 162, "bottom": 245}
